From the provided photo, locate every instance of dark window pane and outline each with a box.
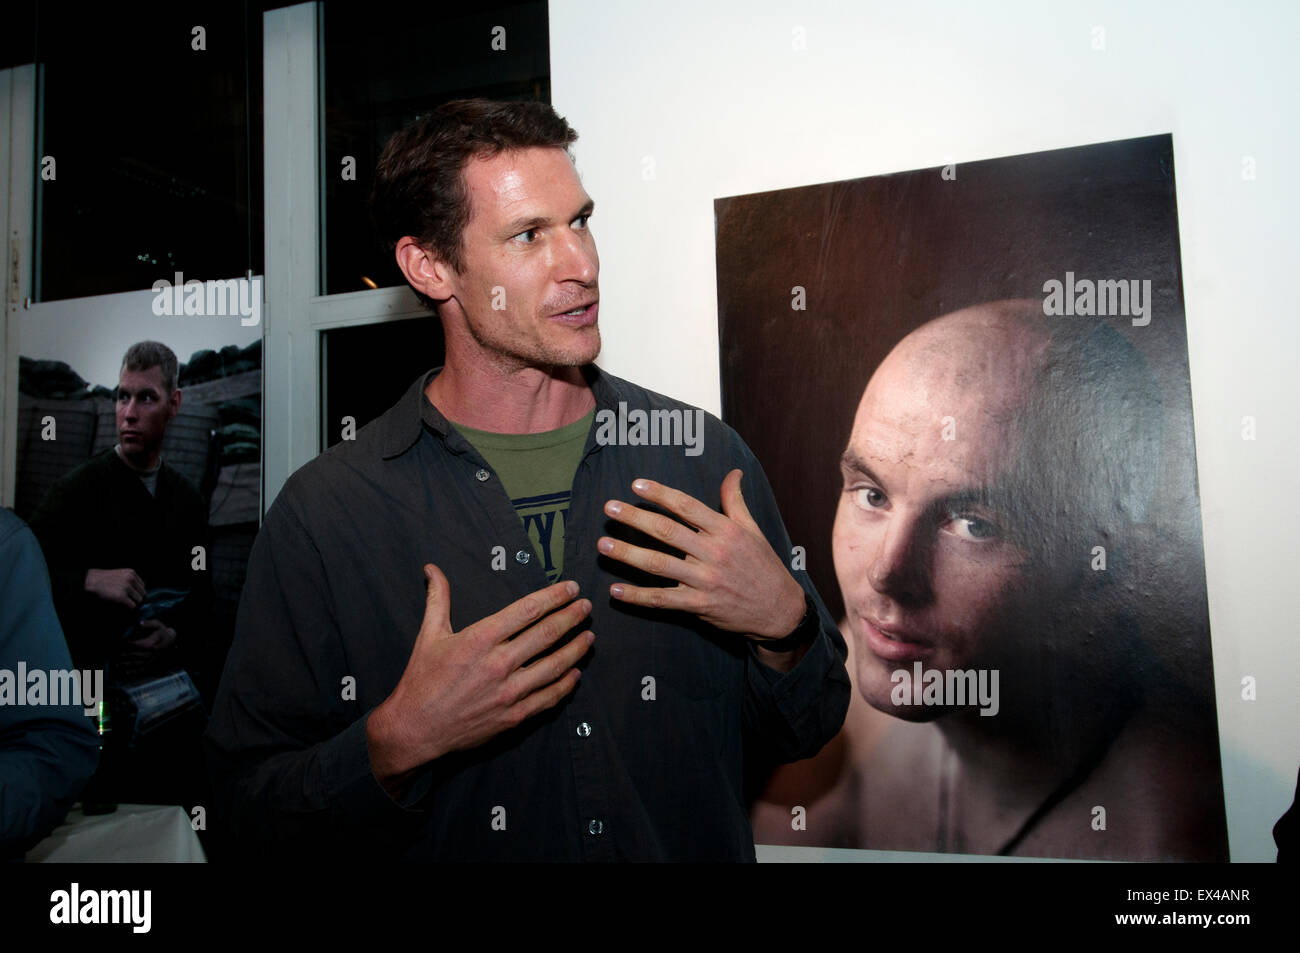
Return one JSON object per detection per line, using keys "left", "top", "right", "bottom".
{"left": 321, "top": 0, "right": 550, "bottom": 296}
{"left": 0, "top": 1, "right": 36, "bottom": 70}
{"left": 321, "top": 317, "right": 445, "bottom": 448}
{"left": 34, "top": 1, "right": 262, "bottom": 301}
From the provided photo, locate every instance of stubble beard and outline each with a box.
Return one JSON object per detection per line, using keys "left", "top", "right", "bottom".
{"left": 467, "top": 311, "right": 601, "bottom": 373}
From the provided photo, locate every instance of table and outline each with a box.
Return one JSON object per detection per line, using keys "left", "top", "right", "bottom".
{"left": 26, "top": 803, "right": 207, "bottom": 862}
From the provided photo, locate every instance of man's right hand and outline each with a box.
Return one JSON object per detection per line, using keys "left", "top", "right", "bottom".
{"left": 366, "top": 564, "right": 594, "bottom": 799}
{"left": 84, "top": 568, "right": 146, "bottom": 608}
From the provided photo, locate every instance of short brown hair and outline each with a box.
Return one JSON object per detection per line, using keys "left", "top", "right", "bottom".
{"left": 121, "top": 340, "right": 179, "bottom": 394}
{"left": 371, "top": 99, "right": 579, "bottom": 311}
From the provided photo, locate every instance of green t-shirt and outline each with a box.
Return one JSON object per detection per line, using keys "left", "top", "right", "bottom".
{"left": 455, "top": 410, "right": 594, "bottom": 583}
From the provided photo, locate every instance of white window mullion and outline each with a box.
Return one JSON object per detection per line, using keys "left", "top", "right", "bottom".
{"left": 262, "top": 1, "right": 321, "bottom": 509}
{"left": 0, "top": 64, "right": 36, "bottom": 508}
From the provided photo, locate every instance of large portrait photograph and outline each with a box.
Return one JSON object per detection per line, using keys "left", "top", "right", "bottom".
{"left": 719, "top": 134, "right": 1229, "bottom": 860}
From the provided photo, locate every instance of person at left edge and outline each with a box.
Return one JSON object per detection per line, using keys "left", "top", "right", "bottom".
{"left": 204, "top": 98, "right": 850, "bottom": 861}
{"left": 0, "top": 509, "right": 99, "bottom": 860}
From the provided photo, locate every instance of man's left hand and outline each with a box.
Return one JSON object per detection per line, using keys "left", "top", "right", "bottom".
{"left": 598, "top": 469, "right": 806, "bottom": 642}
{"left": 124, "top": 618, "right": 178, "bottom": 655}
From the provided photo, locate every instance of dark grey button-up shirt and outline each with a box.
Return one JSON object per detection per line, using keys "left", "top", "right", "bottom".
{"left": 204, "top": 365, "right": 849, "bottom": 861}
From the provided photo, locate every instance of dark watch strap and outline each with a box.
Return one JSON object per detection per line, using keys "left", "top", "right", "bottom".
{"left": 756, "top": 591, "right": 820, "bottom": 653}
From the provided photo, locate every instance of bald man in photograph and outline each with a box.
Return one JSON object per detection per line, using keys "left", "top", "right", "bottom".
{"left": 752, "top": 300, "right": 1228, "bottom": 860}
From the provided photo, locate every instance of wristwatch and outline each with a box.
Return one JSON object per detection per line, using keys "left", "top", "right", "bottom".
{"left": 756, "top": 591, "right": 821, "bottom": 653}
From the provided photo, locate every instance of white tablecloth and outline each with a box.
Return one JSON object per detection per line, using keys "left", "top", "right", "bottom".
{"left": 27, "top": 803, "right": 207, "bottom": 863}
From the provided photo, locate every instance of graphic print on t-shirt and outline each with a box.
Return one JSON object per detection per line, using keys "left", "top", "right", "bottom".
{"left": 454, "top": 409, "right": 594, "bottom": 584}
{"left": 512, "top": 490, "right": 571, "bottom": 584}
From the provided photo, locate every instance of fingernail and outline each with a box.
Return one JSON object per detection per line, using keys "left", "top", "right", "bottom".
{"left": 586, "top": 631, "right": 595, "bottom": 644}
{"left": 632, "top": 479, "right": 647, "bottom": 491}
{"left": 565, "top": 580, "right": 579, "bottom": 597}
{"left": 597, "top": 538, "right": 614, "bottom": 554}
{"left": 605, "top": 501, "right": 622, "bottom": 515}
{"left": 610, "top": 584, "right": 624, "bottom": 598}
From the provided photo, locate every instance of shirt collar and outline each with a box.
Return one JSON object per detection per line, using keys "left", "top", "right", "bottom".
{"left": 378, "top": 364, "right": 630, "bottom": 461}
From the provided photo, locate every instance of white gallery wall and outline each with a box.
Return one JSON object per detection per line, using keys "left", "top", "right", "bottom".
{"left": 549, "top": 0, "right": 1299, "bottom": 861}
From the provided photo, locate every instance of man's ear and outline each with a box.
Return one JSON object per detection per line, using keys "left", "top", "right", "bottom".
{"left": 395, "top": 237, "right": 456, "bottom": 303}
{"left": 168, "top": 387, "right": 182, "bottom": 418}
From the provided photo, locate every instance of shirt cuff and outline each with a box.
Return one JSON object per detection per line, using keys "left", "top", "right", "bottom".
{"left": 324, "top": 712, "right": 435, "bottom": 827}
{"left": 747, "top": 619, "right": 835, "bottom": 693}
{"left": 745, "top": 621, "right": 850, "bottom": 752}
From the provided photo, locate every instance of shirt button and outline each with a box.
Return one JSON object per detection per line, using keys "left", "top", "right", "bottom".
{"left": 475, "top": 468, "right": 490, "bottom": 482}
{"left": 515, "top": 550, "right": 531, "bottom": 564}
{"left": 576, "top": 722, "right": 591, "bottom": 737}
{"left": 587, "top": 819, "right": 604, "bottom": 836}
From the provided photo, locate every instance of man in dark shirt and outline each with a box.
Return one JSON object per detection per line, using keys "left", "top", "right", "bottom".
{"left": 29, "top": 341, "right": 212, "bottom": 806}
{"left": 205, "top": 99, "right": 850, "bottom": 861}
{"left": 30, "top": 342, "right": 211, "bottom": 681}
